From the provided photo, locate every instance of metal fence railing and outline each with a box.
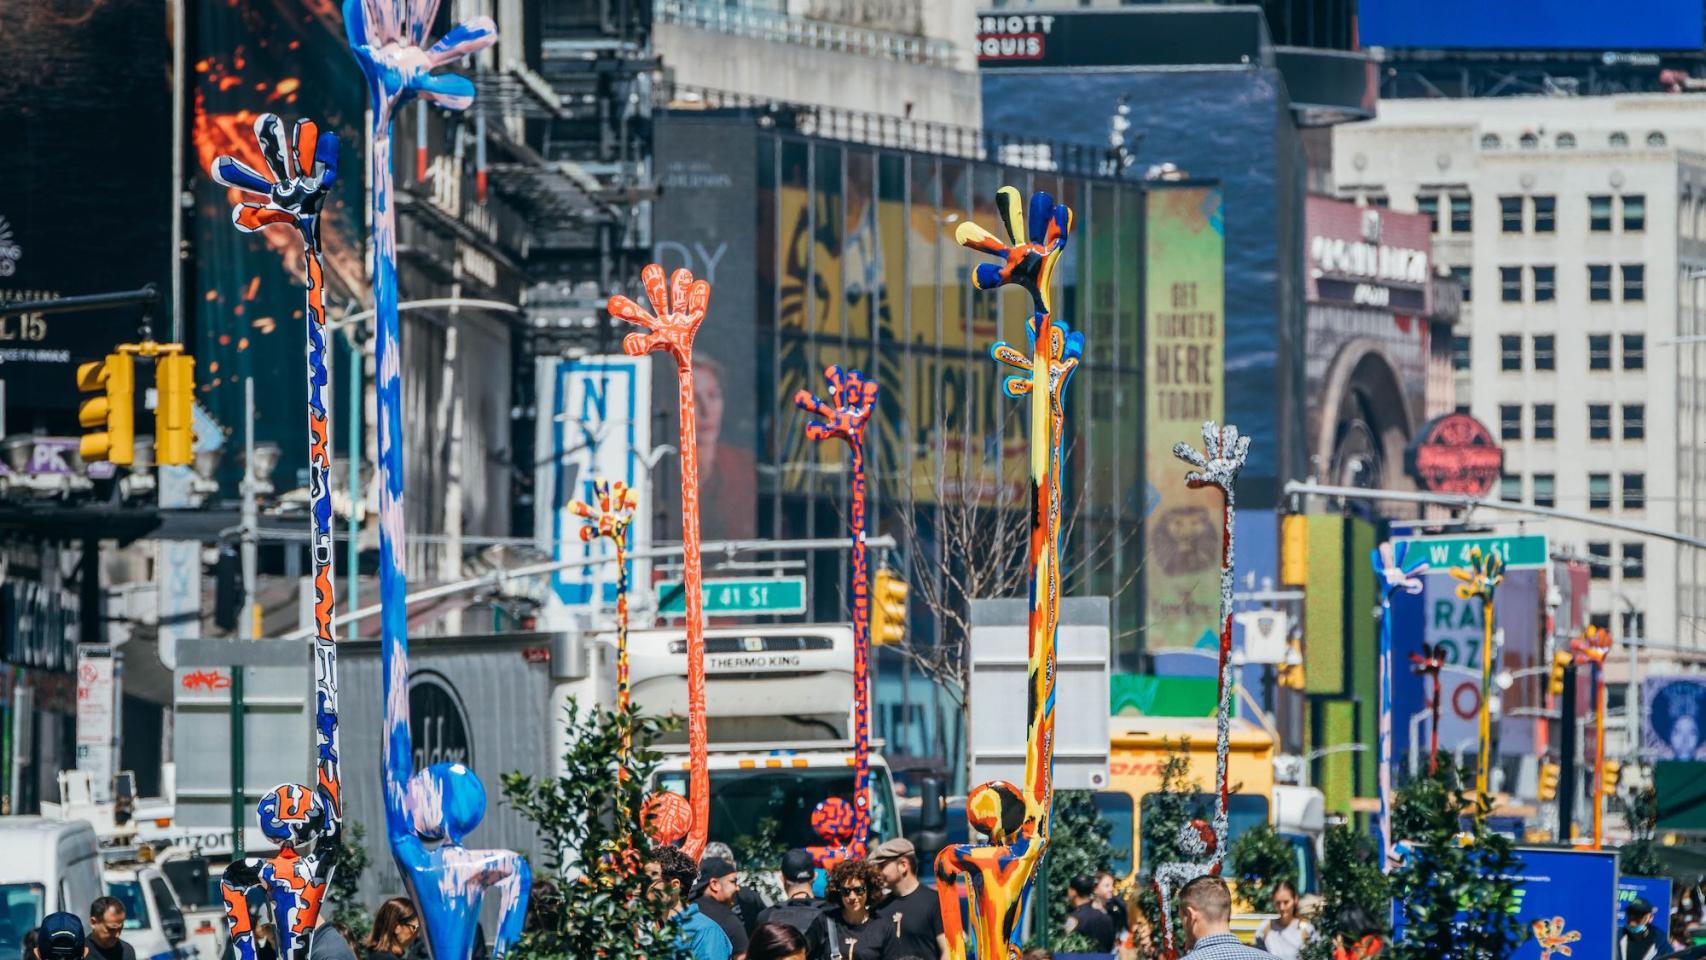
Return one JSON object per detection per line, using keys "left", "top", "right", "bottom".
{"left": 655, "top": 0, "right": 959, "bottom": 67}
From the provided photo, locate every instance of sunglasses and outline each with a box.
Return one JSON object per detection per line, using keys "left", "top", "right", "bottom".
{"left": 840, "top": 885, "right": 868, "bottom": 896}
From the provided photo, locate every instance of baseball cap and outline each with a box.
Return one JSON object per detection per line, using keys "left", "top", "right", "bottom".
{"left": 781, "top": 848, "right": 817, "bottom": 883}
{"left": 1628, "top": 898, "right": 1656, "bottom": 918}
{"left": 38, "top": 912, "right": 85, "bottom": 960}
{"left": 690, "top": 857, "right": 738, "bottom": 899}
{"left": 868, "top": 837, "right": 916, "bottom": 864}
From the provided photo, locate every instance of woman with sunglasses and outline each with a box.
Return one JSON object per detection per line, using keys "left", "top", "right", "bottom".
{"left": 363, "top": 899, "right": 420, "bottom": 960}
{"left": 822, "top": 860, "right": 896, "bottom": 960}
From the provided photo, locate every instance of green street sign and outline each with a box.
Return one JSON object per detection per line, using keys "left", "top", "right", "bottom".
{"left": 1393, "top": 533, "right": 1550, "bottom": 571}
{"left": 655, "top": 577, "right": 808, "bottom": 616}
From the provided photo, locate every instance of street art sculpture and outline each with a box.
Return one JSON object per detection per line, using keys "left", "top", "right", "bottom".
{"left": 935, "top": 187, "right": 1074, "bottom": 960}
{"left": 794, "top": 365, "right": 880, "bottom": 864}
{"left": 210, "top": 113, "right": 343, "bottom": 960}
{"left": 1572, "top": 624, "right": 1615, "bottom": 848}
{"left": 608, "top": 262, "right": 711, "bottom": 859}
{"left": 1372, "top": 540, "right": 1427, "bottom": 869}
{"left": 344, "top": 3, "right": 530, "bottom": 957}
{"left": 1449, "top": 545, "right": 1504, "bottom": 801}
{"left": 570, "top": 479, "right": 641, "bottom": 747}
{"left": 1147, "top": 420, "right": 1251, "bottom": 958}
{"left": 1409, "top": 643, "right": 1448, "bottom": 775}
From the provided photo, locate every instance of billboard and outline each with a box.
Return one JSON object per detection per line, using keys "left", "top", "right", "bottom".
{"left": 1390, "top": 847, "right": 1619, "bottom": 959}
{"left": 1359, "top": 0, "right": 1703, "bottom": 51}
{"left": 0, "top": 0, "right": 173, "bottom": 426}
{"left": 1620, "top": 876, "right": 1673, "bottom": 941}
{"left": 1143, "top": 185, "right": 1226, "bottom": 650}
{"left": 1644, "top": 676, "right": 1706, "bottom": 761}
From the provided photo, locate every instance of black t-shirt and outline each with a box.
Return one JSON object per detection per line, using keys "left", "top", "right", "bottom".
{"left": 821, "top": 909, "right": 895, "bottom": 960}
{"left": 1104, "top": 894, "right": 1128, "bottom": 936}
{"left": 88, "top": 939, "right": 135, "bottom": 960}
{"left": 696, "top": 897, "right": 750, "bottom": 956}
{"left": 756, "top": 896, "right": 831, "bottom": 960}
{"left": 875, "top": 885, "right": 943, "bottom": 959}
{"left": 734, "top": 888, "right": 769, "bottom": 936}
{"left": 1066, "top": 903, "right": 1116, "bottom": 953}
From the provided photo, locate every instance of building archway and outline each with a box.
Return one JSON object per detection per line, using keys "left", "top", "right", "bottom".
{"left": 1313, "top": 339, "right": 1414, "bottom": 495}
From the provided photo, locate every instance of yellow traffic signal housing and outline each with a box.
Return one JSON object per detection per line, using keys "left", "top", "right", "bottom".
{"left": 1279, "top": 514, "right": 1308, "bottom": 586}
{"left": 77, "top": 353, "right": 135, "bottom": 465}
{"left": 871, "top": 568, "right": 909, "bottom": 646}
{"left": 1603, "top": 760, "right": 1622, "bottom": 791}
{"left": 1548, "top": 650, "right": 1573, "bottom": 698}
{"left": 1538, "top": 762, "right": 1560, "bottom": 802}
{"left": 154, "top": 353, "right": 196, "bottom": 466}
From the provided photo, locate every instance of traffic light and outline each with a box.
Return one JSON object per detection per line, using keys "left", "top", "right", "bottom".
{"left": 1539, "top": 762, "right": 1560, "bottom": 802}
{"left": 870, "top": 568, "right": 909, "bottom": 646}
{"left": 77, "top": 352, "right": 135, "bottom": 465}
{"left": 1278, "top": 642, "right": 1307, "bottom": 690}
{"left": 1548, "top": 649, "right": 1573, "bottom": 698}
{"left": 154, "top": 352, "right": 196, "bottom": 466}
{"left": 1280, "top": 514, "right": 1308, "bottom": 586}
{"left": 1603, "top": 760, "right": 1622, "bottom": 791}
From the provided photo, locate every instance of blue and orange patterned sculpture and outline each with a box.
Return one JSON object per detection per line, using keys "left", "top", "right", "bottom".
{"left": 1372, "top": 541, "right": 1426, "bottom": 871}
{"left": 211, "top": 114, "right": 343, "bottom": 960}
{"left": 935, "top": 187, "right": 1074, "bottom": 960}
{"left": 794, "top": 365, "right": 880, "bottom": 865}
{"left": 344, "top": 2, "right": 529, "bottom": 957}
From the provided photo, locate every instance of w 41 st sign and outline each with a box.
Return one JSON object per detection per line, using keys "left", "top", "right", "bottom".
{"left": 1394, "top": 534, "right": 1549, "bottom": 571}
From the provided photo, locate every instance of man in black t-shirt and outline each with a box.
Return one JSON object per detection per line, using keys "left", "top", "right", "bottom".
{"left": 1063, "top": 874, "right": 1115, "bottom": 953}
{"left": 870, "top": 839, "right": 945, "bottom": 959}
{"left": 86, "top": 898, "right": 135, "bottom": 960}
{"left": 756, "top": 849, "right": 829, "bottom": 960}
{"left": 693, "top": 859, "right": 751, "bottom": 959}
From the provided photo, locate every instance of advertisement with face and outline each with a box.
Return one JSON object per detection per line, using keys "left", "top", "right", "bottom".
{"left": 1645, "top": 676, "right": 1706, "bottom": 762}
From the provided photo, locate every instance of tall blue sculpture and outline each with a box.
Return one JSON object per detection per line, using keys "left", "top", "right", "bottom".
{"left": 343, "top": 2, "right": 529, "bottom": 957}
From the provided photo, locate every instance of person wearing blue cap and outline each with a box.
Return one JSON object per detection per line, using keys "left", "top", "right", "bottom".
{"left": 35, "top": 913, "right": 86, "bottom": 960}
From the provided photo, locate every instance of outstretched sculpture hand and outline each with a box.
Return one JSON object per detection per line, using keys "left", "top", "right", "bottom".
{"left": 955, "top": 186, "right": 1072, "bottom": 314}
{"left": 212, "top": 113, "right": 343, "bottom": 960}
{"left": 991, "top": 320, "right": 1084, "bottom": 407}
{"left": 794, "top": 365, "right": 878, "bottom": 445}
{"left": 1173, "top": 421, "right": 1251, "bottom": 495}
{"left": 610, "top": 264, "right": 708, "bottom": 365}
{"left": 1449, "top": 545, "right": 1504, "bottom": 603}
{"left": 1572, "top": 624, "right": 1613, "bottom": 666}
{"left": 1532, "top": 917, "right": 1581, "bottom": 960}
{"left": 344, "top": 0, "right": 497, "bottom": 115}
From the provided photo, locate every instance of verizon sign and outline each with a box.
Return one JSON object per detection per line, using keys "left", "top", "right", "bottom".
{"left": 1306, "top": 196, "right": 1432, "bottom": 313}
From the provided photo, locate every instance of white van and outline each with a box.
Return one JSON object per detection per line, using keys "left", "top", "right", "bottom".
{"left": 0, "top": 817, "right": 103, "bottom": 958}
{"left": 103, "top": 864, "right": 196, "bottom": 960}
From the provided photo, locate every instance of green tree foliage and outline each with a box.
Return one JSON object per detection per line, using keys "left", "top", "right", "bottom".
{"left": 1301, "top": 825, "right": 1390, "bottom": 960}
{"left": 1132, "top": 738, "right": 1198, "bottom": 959}
{"left": 732, "top": 817, "right": 786, "bottom": 904}
{"left": 1389, "top": 765, "right": 1523, "bottom": 960}
{"left": 501, "top": 700, "right": 690, "bottom": 960}
{"left": 1035, "top": 789, "right": 1126, "bottom": 945}
{"left": 1613, "top": 785, "right": 1666, "bottom": 878}
{"left": 1229, "top": 821, "right": 1296, "bottom": 913}
{"left": 328, "top": 820, "right": 372, "bottom": 943}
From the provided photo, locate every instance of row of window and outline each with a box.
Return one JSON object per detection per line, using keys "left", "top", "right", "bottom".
{"left": 1481, "top": 131, "right": 1666, "bottom": 151}
{"left": 1482, "top": 333, "right": 1646, "bottom": 372}
{"left": 1415, "top": 192, "right": 1645, "bottom": 236}
{"left": 1499, "top": 473, "right": 1646, "bottom": 512}
{"left": 1588, "top": 543, "right": 1647, "bottom": 580}
{"left": 1449, "top": 264, "right": 1645, "bottom": 303}
{"left": 1497, "top": 403, "right": 1645, "bottom": 441}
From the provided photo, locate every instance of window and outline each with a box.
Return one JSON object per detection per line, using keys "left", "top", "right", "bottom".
{"left": 1481, "top": 133, "right": 1502, "bottom": 149}
{"left": 1589, "top": 542, "right": 1613, "bottom": 578}
{"left": 1417, "top": 194, "right": 1440, "bottom": 233}
{"left": 1622, "top": 610, "right": 1646, "bottom": 640}
{"left": 1590, "top": 473, "right": 1612, "bottom": 509}
{"left": 1590, "top": 195, "right": 1614, "bottom": 231}
{"left": 1501, "top": 196, "right": 1524, "bottom": 232}
{"left": 1623, "top": 334, "right": 1646, "bottom": 370}
{"left": 1450, "top": 194, "right": 1473, "bottom": 233}
{"left": 1533, "top": 195, "right": 1556, "bottom": 232}
{"left": 1519, "top": 132, "right": 1539, "bottom": 150}
{"left": 1532, "top": 473, "right": 1556, "bottom": 507}
{"left": 1590, "top": 403, "right": 1612, "bottom": 440}
{"left": 1092, "top": 792, "right": 1136, "bottom": 876}
{"left": 1501, "top": 266, "right": 1523, "bottom": 302}
{"left": 1589, "top": 334, "right": 1613, "bottom": 369}
{"left": 1450, "top": 264, "right": 1472, "bottom": 302}
{"left": 1368, "top": 194, "right": 1390, "bottom": 208}
{"left": 1624, "top": 195, "right": 1646, "bottom": 232}
{"left": 1500, "top": 474, "right": 1522, "bottom": 501}
{"left": 1500, "top": 335, "right": 1523, "bottom": 370}
{"left": 1624, "top": 543, "right": 1646, "bottom": 579}
{"left": 1533, "top": 403, "right": 1555, "bottom": 439}
{"left": 1452, "top": 334, "right": 1472, "bottom": 371}
{"left": 1623, "top": 263, "right": 1645, "bottom": 301}
{"left": 1624, "top": 472, "right": 1646, "bottom": 509}
{"left": 1532, "top": 334, "right": 1555, "bottom": 370}
{"left": 1624, "top": 403, "right": 1646, "bottom": 439}
{"left": 1557, "top": 132, "right": 1577, "bottom": 149}
{"left": 1648, "top": 131, "right": 1668, "bottom": 148}
{"left": 1500, "top": 403, "right": 1523, "bottom": 440}
{"left": 1589, "top": 264, "right": 1613, "bottom": 302}
{"left": 1533, "top": 265, "right": 1556, "bottom": 302}
{"left": 1610, "top": 132, "right": 1630, "bottom": 148}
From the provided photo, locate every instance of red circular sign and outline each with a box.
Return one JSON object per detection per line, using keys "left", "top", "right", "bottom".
{"left": 1452, "top": 681, "right": 1482, "bottom": 720}
{"left": 1406, "top": 413, "right": 1504, "bottom": 497}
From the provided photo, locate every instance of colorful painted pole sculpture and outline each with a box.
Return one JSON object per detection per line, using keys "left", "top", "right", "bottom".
{"left": 1572, "top": 625, "right": 1614, "bottom": 848}
{"left": 345, "top": 4, "right": 530, "bottom": 958}
{"left": 794, "top": 365, "right": 880, "bottom": 864}
{"left": 934, "top": 186, "right": 1073, "bottom": 960}
{"left": 569, "top": 479, "right": 641, "bottom": 733}
{"left": 1448, "top": 545, "right": 1504, "bottom": 801}
{"left": 1409, "top": 643, "right": 1447, "bottom": 775}
{"left": 210, "top": 113, "right": 343, "bottom": 960}
{"left": 608, "top": 263, "right": 712, "bottom": 860}
{"left": 1372, "top": 541, "right": 1427, "bottom": 870}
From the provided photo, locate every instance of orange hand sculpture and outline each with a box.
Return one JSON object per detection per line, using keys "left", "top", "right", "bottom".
{"left": 1572, "top": 625, "right": 1615, "bottom": 848}
{"left": 608, "top": 264, "right": 711, "bottom": 860}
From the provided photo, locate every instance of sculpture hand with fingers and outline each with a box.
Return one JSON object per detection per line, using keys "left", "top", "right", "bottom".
{"left": 1449, "top": 546, "right": 1503, "bottom": 800}
{"left": 1371, "top": 540, "right": 1427, "bottom": 870}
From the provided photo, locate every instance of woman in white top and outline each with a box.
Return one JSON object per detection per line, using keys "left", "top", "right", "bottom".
{"left": 1255, "top": 880, "right": 1314, "bottom": 960}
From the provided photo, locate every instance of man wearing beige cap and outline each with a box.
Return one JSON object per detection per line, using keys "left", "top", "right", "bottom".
{"left": 869, "top": 838, "right": 945, "bottom": 959}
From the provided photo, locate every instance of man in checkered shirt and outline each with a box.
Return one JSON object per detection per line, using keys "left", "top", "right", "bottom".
{"left": 1177, "top": 876, "right": 1270, "bottom": 958}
